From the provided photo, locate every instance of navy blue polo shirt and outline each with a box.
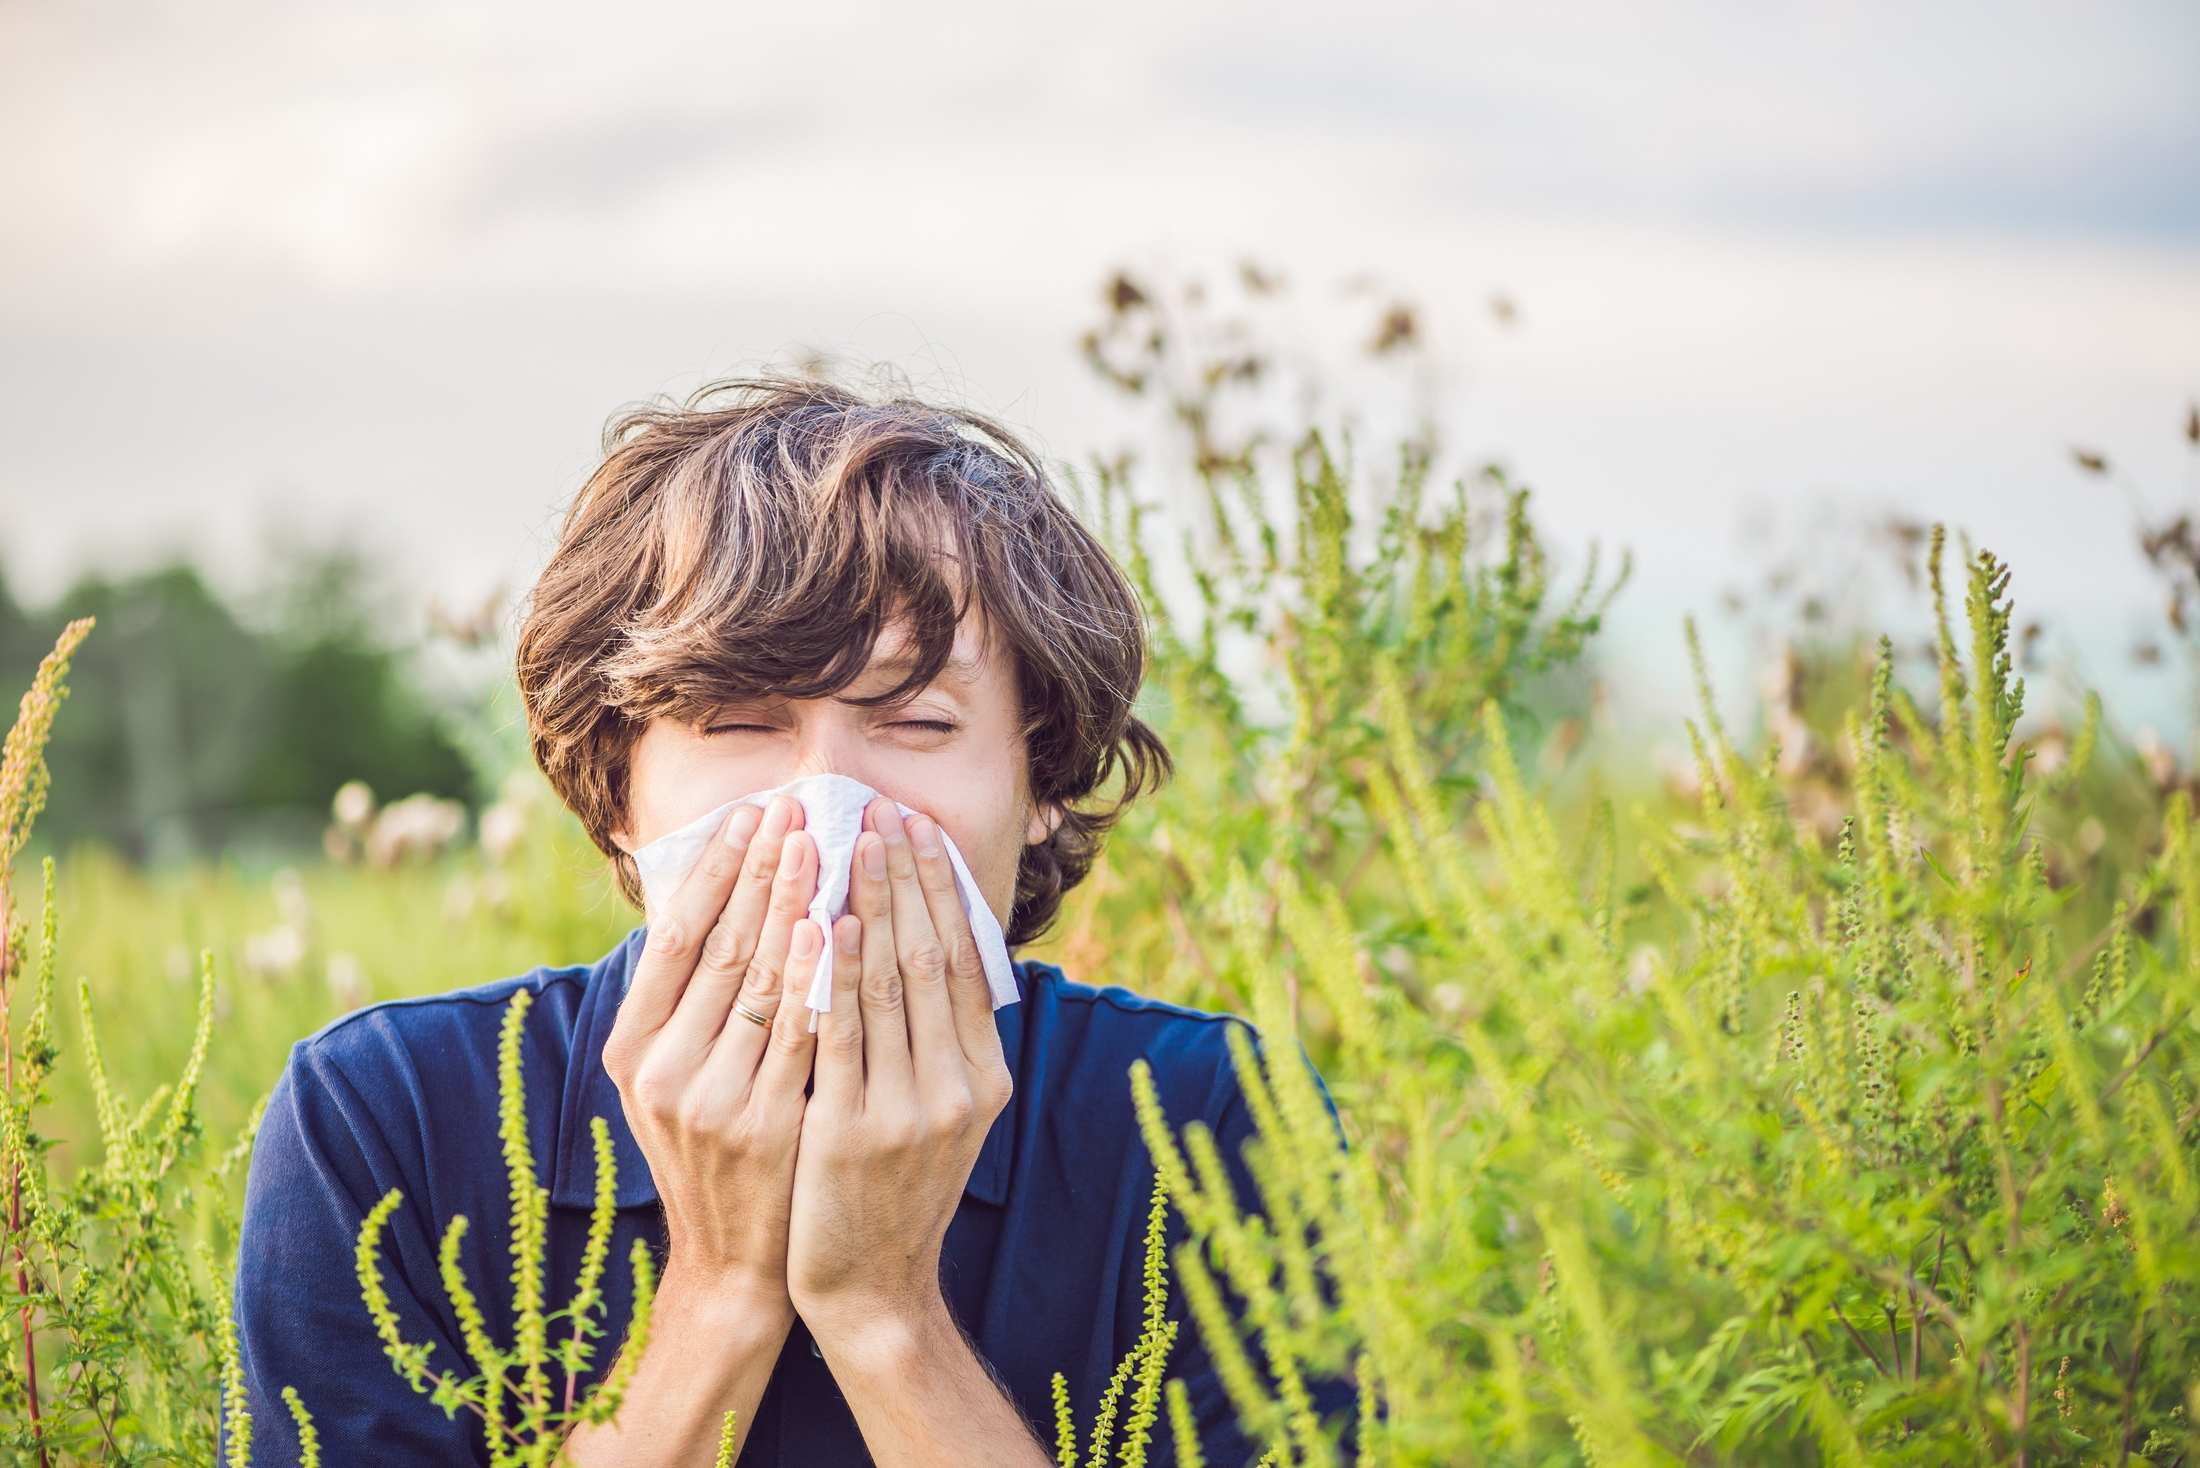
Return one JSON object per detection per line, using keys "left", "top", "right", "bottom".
{"left": 224, "top": 925, "right": 1360, "bottom": 1466}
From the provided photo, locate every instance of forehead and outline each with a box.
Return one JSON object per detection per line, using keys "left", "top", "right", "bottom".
{"left": 863, "top": 613, "right": 991, "bottom": 689}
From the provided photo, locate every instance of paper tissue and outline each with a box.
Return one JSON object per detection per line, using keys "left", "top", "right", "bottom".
{"left": 629, "top": 772, "right": 1017, "bottom": 1032}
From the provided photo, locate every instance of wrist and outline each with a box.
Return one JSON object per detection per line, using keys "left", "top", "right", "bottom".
{"left": 659, "top": 1261, "right": 797, "bottom": 1343}
{"left": 803, "top": 1288, "right": 952, "bottom": 1372}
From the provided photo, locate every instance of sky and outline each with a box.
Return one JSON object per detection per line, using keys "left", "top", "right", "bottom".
{"left": 3, "top": 0, "right": 2197, "bottom": 746}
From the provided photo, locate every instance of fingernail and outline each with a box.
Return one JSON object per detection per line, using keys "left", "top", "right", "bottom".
{"left": 763, "top": 796, "right": 792, "bottom": 833}
{"left": 862, "top": 837, "right": 886, "bottom": 878}
{"left": 910, "top": 816, "right": 941, "bottom": 856}
{"left": 837, "top": 916, "right": 860, "bottom": 954}
{"left": 723, "top": 805, "right": 762, "bottom": 846}
{"left": 792, "top": 921, "right": 817, "bottom": 956}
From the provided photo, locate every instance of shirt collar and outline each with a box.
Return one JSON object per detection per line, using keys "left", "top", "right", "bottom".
{"left": 549, "top": 925, "right": 1025, "bottom": 1212}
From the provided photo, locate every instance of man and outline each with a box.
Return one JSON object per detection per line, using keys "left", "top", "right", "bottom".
{"left": 226, "top": 374, "right": 1357, "bottom": 1465}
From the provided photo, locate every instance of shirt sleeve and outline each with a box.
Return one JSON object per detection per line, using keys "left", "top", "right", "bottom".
{"left": 222, "top": 1038, "right": 489, "bottom": 1466}
{"left": 1144, "top": 1022, "right": 1363, "bottom": 1468}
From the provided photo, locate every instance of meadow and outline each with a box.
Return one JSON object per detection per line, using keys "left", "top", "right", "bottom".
{"left": 4, "top": 278, "right": 2198, "bottom": 1464}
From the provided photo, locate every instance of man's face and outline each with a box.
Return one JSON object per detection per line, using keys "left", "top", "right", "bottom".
{"left": 611, "top": 607, "right": 1060, "bottom": 941}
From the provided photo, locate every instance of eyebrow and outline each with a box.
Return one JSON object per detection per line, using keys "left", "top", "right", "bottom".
{"left": 709, "top": 650, "right": 982, "bottom": 718}
{"left": 865, "top": 650, "right": 981, "bottom": 686}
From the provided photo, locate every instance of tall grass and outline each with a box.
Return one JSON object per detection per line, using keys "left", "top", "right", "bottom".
{"left": 3, "top": 291, "right": 2197, "bottom": 1461}
{"left": 1104, "top": 508, "right": 2198, "bottom": 1461}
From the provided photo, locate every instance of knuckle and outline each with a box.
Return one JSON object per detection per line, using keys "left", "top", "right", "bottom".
{"left": 698, "top": 844, "right": 741, "bottom": 885}
{"left": 630, "top": 1063, "right": 681, "bottom": 1119}
{"left": 699, "top": 922, "right": 744, "bottom": 972}
{"left": 943, "top": 932, "right": 981, "bottom": 976}
{"left": 937, "top": 1088, "right": 975, "bottom": 1130}
{"left": 861, "top": 969, "right": 904, "bottom": 1011}
{"left": 647, "top": 918, "right": 695, "bottom": 960}
{"left": 904, "top": 940, "right": 948, "bottom": 983}
{"left": 771, "top": 1017, "right": 813, "bottom": 1057}
{"left": 826, "top": 1020, "right": 865, "bottom": 1054}
{"left": 748, "top": 954, "right": 785, "bottom": 994}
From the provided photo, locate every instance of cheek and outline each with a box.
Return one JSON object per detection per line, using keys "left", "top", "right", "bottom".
{"left": 623, "top": 737, "right": 769, "bottom": 847}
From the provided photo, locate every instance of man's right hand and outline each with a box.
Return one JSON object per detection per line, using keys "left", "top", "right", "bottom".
{"left": 601, "top": 793, "right": 823, "bottom": 1330}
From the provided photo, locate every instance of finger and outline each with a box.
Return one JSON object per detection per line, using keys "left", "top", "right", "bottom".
{"left": 811, "top": 914, "right": 865, "bottom": 1109}
{"left": 749, "top": 829, "right": 824, "bottom": 1099}
{"left": 617, "top": 801, "right": 766, "bottom": 1040}
{"left": 871, "top": 801, "right": 959, "bottom": 1082}
{"left": 661, "top": 797, "right": 797, "bottom": 1057}
{"left": 753, "top": 915, "right": 824, "bottom": 1107}
{"left": 852, "top": 826, "right": 915, "bottom": 1111}
{"left": 695, "top": 881, "right": 801, "bottom": 1103}
{"left": 904, "top": 811, "right": 1001, "bottom": 1073}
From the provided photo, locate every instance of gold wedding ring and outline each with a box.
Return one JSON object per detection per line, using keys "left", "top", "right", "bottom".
{"left": 732, "top": 996, "right": 773, "bottom": 1028}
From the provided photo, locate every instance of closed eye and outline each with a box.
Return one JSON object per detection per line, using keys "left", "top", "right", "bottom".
{"left": 706, "top": 720, "right": 958, "bottom": 736}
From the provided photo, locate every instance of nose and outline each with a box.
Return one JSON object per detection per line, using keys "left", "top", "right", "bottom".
{"left": 783, "top": 720, "right": 889, "bottom": 802}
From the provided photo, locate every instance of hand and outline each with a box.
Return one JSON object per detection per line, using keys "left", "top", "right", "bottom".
{"left": 601, "top": 794, "right": 825, "bottom": 1329}
{"left": 785, "top": 798, "right": 1015, "bottom": 1342}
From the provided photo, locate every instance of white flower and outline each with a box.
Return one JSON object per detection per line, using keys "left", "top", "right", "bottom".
{"left": 242, "top": 924, "right": 308, "bottom": 981}
{"left": 332, "top": 779, "right": 376, "bottom": 831}
{"left": 365, "top": 793, "right": 468, "bottom": 867}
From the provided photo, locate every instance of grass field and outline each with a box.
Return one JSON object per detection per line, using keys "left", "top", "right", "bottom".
{"left": 6, "top": 409, "right": 2200, "bottom": 1462}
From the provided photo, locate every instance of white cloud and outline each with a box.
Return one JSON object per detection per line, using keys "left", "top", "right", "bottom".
{"left": 2, "top": 0, "right": 2194, "bottom": 732}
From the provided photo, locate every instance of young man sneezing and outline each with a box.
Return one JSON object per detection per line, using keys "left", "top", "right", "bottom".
{"left": 224, "top": 374, "right": 1356, "bottom": 1467}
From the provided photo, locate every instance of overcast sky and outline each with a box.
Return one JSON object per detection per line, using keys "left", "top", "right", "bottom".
{"left": 4, "top": 0, "right": 2196, "bottom": 737}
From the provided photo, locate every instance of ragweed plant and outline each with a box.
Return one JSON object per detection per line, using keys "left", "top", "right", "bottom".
{"left": 1111, "top": 525, "right": 2200, "bottom": 1464}
{"left": 12, "top": 258, "right": 2200, "bottom": 1463}
{"left": 1, "top": 624, "right": 661, "bottom": 1468}
{"left": 334, "top": 985, "right": 657, "bottom": 1466}
{"left": 0, "top": 618, "right": 279, "bottom": 1465}
{"left": 1060, "top": 260, "right": 1628, "bottom": 1026}
{"left": 1047, "top": 1169, "right": 1190, "bottom": 1468}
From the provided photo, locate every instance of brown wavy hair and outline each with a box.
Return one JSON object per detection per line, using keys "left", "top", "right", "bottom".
{"left": 513, "top": 370, "right": 1172, "bottom": 950}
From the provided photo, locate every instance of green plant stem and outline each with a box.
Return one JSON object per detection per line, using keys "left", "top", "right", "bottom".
{"left": 2, "top": 884, "right": 51, "bottom": 1468}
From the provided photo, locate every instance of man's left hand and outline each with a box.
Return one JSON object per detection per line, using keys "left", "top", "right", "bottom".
{"left": 786, "top": 797, "right": 1015, "bottom": 1346}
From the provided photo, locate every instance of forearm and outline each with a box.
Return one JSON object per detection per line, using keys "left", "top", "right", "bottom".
{"left": 811, "top": 1295, "right": 1052, "bottom": 1468}
{"left": 556, "top": 1266, "right": 793, "bottom": 1467}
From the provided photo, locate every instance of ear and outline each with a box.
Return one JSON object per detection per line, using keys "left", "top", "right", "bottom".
{"left": 1024, "top": 798, "right": 1066, "bottom": 847}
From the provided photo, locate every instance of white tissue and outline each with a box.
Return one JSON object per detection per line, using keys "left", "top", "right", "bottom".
{"left": 629, "top": 772, "right": 1017, "bottom": 1032}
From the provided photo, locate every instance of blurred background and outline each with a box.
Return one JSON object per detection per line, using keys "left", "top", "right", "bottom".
{"left": 9, "top": 10, "right": 2200, "bottom": 1455}
{"left": 3, "top": 0, "right": 2196, "bottom": 872}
